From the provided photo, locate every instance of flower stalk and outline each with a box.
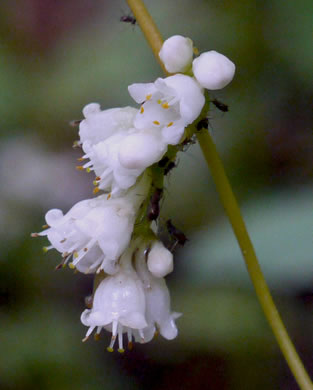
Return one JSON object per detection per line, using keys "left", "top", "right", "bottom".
{"left": 126, "top": 0, "right": 313, "bottom": 388}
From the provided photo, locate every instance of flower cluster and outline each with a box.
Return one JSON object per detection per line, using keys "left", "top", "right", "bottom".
{"left": 32, "top": 34, "right": 235, "bottom": 352}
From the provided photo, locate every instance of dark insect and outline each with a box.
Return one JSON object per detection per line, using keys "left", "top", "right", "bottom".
{"left": 120, "top": 14, "right": 137, "bottom": 25}
{"left": 196, "top": 117, "right": 209, "bottom": 131}
{"left": 164, "top": 161, "right": 176, "bottom": 176}
{"left": 212, "top": 99, "right": 229, "bottom": 112}
{"left": 158, "top": 156, "right": 169, "bottom": 168}
{"left": 166, "top": 219, "right": 188, "bottom": 250}
{"left": 147, "top": 188, "right": 163, "bottom": 221}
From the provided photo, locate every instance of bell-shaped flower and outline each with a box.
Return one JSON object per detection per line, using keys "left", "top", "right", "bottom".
{"left": 80, "top": 246, "right": 147, "bottom": 352}
{"left": 147, "top": 240, "right": 174, "bottom": 278}
{"left": 192, "top": 51, "right": 235, "bottom": 90}
{"left": 135, "top": 243, "right": 181, "bottom": 342}
{"left": 81, "top": 128, "right": 167, "bottom": 196}
{"left": 79, "top": 103, "right": 137, "bottom": 146}
{"left": 128, "top": 74, "right": 205, "bottom": 145}
{"left": 34, "top": 175, "right": 150, "bottom": 274}
{"left": 159, "top": 35, "right": 194, "bottom": 73}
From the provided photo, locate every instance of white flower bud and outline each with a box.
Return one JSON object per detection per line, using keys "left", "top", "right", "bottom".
{"left": 147, "top": 241, "right": 173, "bottom": 278}
{"left": 159, "top": 35, "right": 194, "bottom": 73}
{"left": 118, "top": 132, "right": 166, "bottom": 170}
{"left": 192, "top": 51, "right": 235, "bottom": 90}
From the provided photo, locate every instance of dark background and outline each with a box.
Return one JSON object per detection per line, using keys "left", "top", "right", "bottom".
{"left": 1, "top": 0, "right": 312, "bottom": 389}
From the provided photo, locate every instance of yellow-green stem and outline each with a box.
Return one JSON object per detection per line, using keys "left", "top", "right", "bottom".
{"left": 125, "top": 1, "right": 313, "bottom": 389}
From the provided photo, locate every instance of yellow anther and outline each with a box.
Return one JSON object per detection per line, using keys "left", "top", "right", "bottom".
{"left": 107, "top": 193, "right": 111, "bottom": 200}
{"left": 140, "top": 106, "right": 144, "bottom": 114}
{"left": 95, "top": 176, "right": 101, "bottom": 181}
{"left": 107, "top": 347, "right": 114, "bottom": 353}
{"left": 162, "top": 102, "right": 169, "bottom": 109}
{"left": 93, "top": 187, "right": 100, "bottom": 194}
{"left": 118, "top": 348, "right": 125, "bottom": 354}
{"left": 93, "top": 180, "right": 98, "bottom": 186}
{"left": 86, "top": 168, "right": 91, "bottom": 173}
{"left": 167, "top": 122, "right": 174, "bottom": 127}
{"left": 94, "top": 334, "right": 101, "bottom": 341}
{"left": 69, "top": 263, "right": 76, "bottom": 269}
{"left": 42, "top": 224, "right": 49, "bottom": 229}
{"left": 42, "top": 247, "right": 48, "bottom": 253}
{"left": 76, "top": 165, "right": 84, "bottom": 171}
{"left": 73, "top": 252, "right": 79, "bottom": 259}
{"left": 157, "top": 99, "right": 162, "bottom": 104}
{"left": 146, "top": 94, "right": 152, "bottom": 100}
{"left": 193, "top": 47, "right": 199, "bottom": 55}
{"left": 128, "top": 342, "right": 133, "bottom": 351}
{"left": 77, "top": 157, "right": 84, "bottom": 162}
{"left": 153, "top": 120, "right": 160, "bottom": 125}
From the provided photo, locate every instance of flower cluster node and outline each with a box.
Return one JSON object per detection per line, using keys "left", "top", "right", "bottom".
{"left": 33, "top": 33, "right": 236, "bottom": 351}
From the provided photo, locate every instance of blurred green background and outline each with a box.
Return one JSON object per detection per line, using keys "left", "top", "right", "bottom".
{"left": 1, "top": 0, "right": 312, "bottom": 389}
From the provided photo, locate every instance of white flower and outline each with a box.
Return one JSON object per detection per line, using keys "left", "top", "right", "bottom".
{"left": 82, "top": 128, "right": 166, "bottom": 196}
{"left": 159, "top": 35, "right": 194, "bottom": 73}
{"left": 35, "top": 175, "right": 150, "bottom": 274}
{"left": 118, "top": 128, "right": 167, "bottom": 170}
{"left": 128, "top": 74, "right": 205, "bottom": 145}
{"left": 192, "top": 51, "right": 235, "bottom": 90}
{"left": 147, "top": 241, "right": 173, "bottom": 278}
{"left": 81, "top": 247, "right": 147, "bottom": 352}
{"left": 79, "top": 104, "right": 137, "bottom": 145}
{"left": 135, "top": 243, "right": 181, "bottom": 342}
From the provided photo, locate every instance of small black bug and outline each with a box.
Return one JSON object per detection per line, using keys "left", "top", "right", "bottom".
{"left": 158, "top": 156, "right": 169, "bottom": 168}
{"left": 196, "top": 117, "right": 209, "bottom": 131}
{"left": 147, "top": 188, "right": 163, "bottom": 221}
{"left": 212, "top": 99, "right": 229, "bottom": 113}
{"left": 164, "top": 161, "right": 176, "bottom": 176}
{"left": 166, "top": 219, "right": 188, "bottom": 250}
{"left": 120, "top": 14, "right": 137, "bottom": 25}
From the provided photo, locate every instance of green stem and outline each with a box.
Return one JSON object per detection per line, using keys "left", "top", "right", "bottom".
{"left": 125, "top": 1, "right": 313, "bottom": 389}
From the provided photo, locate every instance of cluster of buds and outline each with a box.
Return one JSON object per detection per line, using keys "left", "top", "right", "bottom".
{"left": 32, "top": 35, "right": 235, "bottom": 352}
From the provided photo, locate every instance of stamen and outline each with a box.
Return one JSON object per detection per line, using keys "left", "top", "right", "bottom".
{"left": 193, "top": 47, "right": 199, "bottom": 55}
{"left": 95, "top": 176, "right": 101, "bottom": 181}
{"left": 157, "top": 99, "right": 162, "bottom": 104}
{"left": 60, "top": 238, "right": 66, "bottom": 243}
{"left": 82, "top": 326, "right": 95, "bottom": 342}
{"left": 93, "top": 180, "right": 98, "bottom": 186}
{"left": 93, "top": 187, "right": 100, "bottom": 194}
{"left": 94, "top": 333, "right": 101, "bottom": 341}
{"left": 68, "top": 263, "right": 76, "bottom": 269}
{"left": 118, "top": 325, "right": 124, "bottom": 353}
{"left": 77, "top": 157, "right": 85, "bottom": 162}
{"left": 153, "top": 120, "right": 160, "bottom": 125}
{"left": 76, "top": 166, "right": 84, "bottom": 171}
{"left": 146, "top": 94, "right": 152, "bottom": 100}
{"left": 140, "top": 106, "right": 144, "bottom": 114}
{"left": 86, "top": 168, "right": 91, "bottom": 173}
{"left": 42, "top": 245, "right": 53, "bottom": 253}
{"left": 31, "top": 233, "right": 39, "bottom": 238}
{"left": 83, "top": 248, "right": 88, "bottom": 252}
{"left": 107, "top": 335, "right": 116, "bottom": 352}
{"left": 42, "top": 224, "right": 49, "bottom": 229}
{"left": 167, "top": 122, "right": 174, "bottom": 127}
{"left": 73, "top": 251, "right": 79, "bottom": 258}
{"left": 162, "top": 102, "right": 169, "bottom": 109}
{"left": 127, "top": 329, "right": 133, "bottom": 350}
{"left": 107, "top": 193, "right": 111, "bottom": 200}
